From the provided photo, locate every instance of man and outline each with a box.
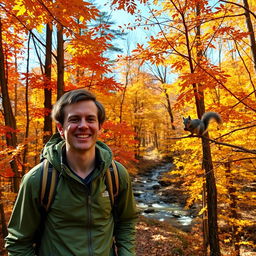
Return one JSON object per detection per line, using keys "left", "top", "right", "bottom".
{"left": 5, "top": 89, "right": 138, "bottom": 256}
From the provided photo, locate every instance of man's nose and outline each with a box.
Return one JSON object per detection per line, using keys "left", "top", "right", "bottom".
{"left": 78, "top": 119, "right": 88, "bottom": 129}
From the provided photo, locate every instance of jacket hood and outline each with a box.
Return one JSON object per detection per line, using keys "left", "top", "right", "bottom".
{"left": 41, "top": 133, "right": 113, "bottom": 173}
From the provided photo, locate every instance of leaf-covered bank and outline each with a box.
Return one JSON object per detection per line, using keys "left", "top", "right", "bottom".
{"left": 135, "top": 216, "right": 203, "bottom": 256}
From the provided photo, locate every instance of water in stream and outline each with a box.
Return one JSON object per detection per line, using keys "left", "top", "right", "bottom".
{"left": 133, "top": 163, "right": 194, "bottom": 232}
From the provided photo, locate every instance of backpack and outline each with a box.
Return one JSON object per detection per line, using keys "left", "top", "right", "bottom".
{"left": 40, "top": 159, "right": 120, "bottom": 211}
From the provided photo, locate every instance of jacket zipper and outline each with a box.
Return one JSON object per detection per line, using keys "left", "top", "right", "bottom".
{"left": 87, "top": 185, "right": 93, "bottom": 256}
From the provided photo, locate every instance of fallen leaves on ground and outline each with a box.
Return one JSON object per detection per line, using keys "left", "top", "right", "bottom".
{"left": 135, "top": 216, "right": 203, "bottom": 256}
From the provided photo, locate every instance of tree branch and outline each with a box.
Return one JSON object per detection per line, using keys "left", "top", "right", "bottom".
{"left": 167, "top": 133, "right": 256, "bottom": 154}
{"left": 204, "top": 135, "right": 256, "bottom": 154}
{"left": 0, "top": 3, "right": 57, "bottom": 60}
{"left": 216, "top": 123, "right": 256, "bottom": 140}
{"left": 220, "top": 0, "right": 256, "bottom": 20}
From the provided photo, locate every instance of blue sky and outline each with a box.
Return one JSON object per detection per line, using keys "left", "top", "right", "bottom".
{"left": 97, "top": 0, "right": 156, "bottom": 54}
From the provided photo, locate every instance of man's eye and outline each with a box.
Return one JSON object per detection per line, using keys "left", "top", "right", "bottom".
{"left": 69, "top": 118, "right": 79, "bottom": 123}
{"left": 88, "top": 118, "right": 96, "bottom": 122}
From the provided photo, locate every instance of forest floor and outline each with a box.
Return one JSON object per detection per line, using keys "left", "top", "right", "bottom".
{"left": 135, "top": 215, "right": 203, "bottom": 256}
{"left": 135, "top": 215, "right": 256, "bottom": 256}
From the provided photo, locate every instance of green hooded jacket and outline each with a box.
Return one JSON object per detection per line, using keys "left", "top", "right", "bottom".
{"left": 5, "top": 134, "right": 138, "bottom": 256}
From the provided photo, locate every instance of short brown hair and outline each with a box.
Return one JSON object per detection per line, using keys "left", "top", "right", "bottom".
{"left": 52, "top": 89, "right": 106, "bottom": 126}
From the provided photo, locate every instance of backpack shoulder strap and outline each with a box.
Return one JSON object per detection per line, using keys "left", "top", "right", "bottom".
{"left": 106, "top": 160, "right": 120, "bottom": 255}
{"left": 35, "top": 160, "right": 58, "bottom": 254}
{"left": 40, "top": 159, "right": 59, "bottom": 212}
{"left": 105, "top": 160, "right": 119, "bottom": 207}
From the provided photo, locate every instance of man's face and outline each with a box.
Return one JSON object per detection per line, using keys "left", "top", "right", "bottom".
{"left": 57, "top": 100, "right": 101, "bottom": 154}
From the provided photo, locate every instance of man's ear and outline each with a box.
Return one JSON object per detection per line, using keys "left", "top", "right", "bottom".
{"left": 56, "top": 123, "right": 64, "bottom": 138}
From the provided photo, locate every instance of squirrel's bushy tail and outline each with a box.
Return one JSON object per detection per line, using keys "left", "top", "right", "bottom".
{"left": 202, "top": 112, "right": 222, "bottom": 132}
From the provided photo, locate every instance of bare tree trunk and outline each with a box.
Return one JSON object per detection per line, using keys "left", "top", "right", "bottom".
{"left": 0, "top": 18, "right": 19, "bottom": 192}
{"left": 43, "top": 23, "right": 53, "bottom": 144}
{"left": 57, "top": 25, "right": 64, "bottom": 99}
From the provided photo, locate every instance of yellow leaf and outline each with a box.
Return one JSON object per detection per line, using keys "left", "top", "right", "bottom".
{"left": 13, "top": 5, "right": 26, "bottom": 16}
{"left": 36, "top": 24, "right": 44, "bottom": 33}
{"left": 79, "top": 16, "right": 85, "bottom": 23}
{"left": 198, "top": 206, "right": 207, "bottom": 216}
{"left": 66, "top": 44, "right": 76, "bottom": 54}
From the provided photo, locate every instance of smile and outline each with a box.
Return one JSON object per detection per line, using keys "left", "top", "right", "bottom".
{"left": 76, "top": 135, "right": 91, "bottom": 138}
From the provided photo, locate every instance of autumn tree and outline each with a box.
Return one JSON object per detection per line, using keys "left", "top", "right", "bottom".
{"left": 0, "top": 12, "right": 22, "bottom": 192}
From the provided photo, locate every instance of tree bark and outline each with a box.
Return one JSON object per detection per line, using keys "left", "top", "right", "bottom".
{"left": 163, "top": 88, "right": 175, "bottom": 130}
{"left": 22, "top": 32, "right": 31, "bottom": 175}
{"left": 119, "top": 59, "right": 130, "bottom": 124}
{"left": 0, "top": 189, "right": 7, "bottom": 238}
{"left": 57, "top": 25, "right": 64, "bottom": 99}
{"left": 202, "top": 136, "right": 220, "bottom": 256}
{"left": 43, "top": 23, "right": 53, "bottom": 144}
{"left": 225, "top": 162, "right": 240, "bottom": 256}
{"left": 243, "top": 0, "right": 256, "bottom": 98}
{"left": 202, "top": 181, "right": 208, "bottom": 256}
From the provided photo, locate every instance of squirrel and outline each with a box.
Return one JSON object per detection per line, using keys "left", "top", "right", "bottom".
{"left": 183, "top": 111, "right": 222, "bottom": 135}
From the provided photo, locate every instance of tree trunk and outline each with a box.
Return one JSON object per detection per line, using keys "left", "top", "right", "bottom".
{"left": 196, "top": 4, "right": 220, "bottom": 255}
{"left": 0, "top": 18, "right": 19, "bottom": 192}
{"left": 225, "top": 162, "right": 240, "bottom": 256}
{"left": 0, "top": 190, "right": 7, "bottom": 238}
{"left": 43, "top": 23, "right": 53, "bottom": 144}
{"left": 57, "top": 25, "right": 64, "bottom": 99}
{"left": 151, "top": 66, "right": 175, "bottom": 130}
{"left": 202, "top": 181, "right": 208, "bottom": 256}
{"left": 202, "top": 136, "right": 220, "bottom": 256}
{"left": 119, "top": 61, "right": 130, "bottom": 124}
{"left": 22, "top": 32, "right": 31, "bottom": 175}
{"left": 243, "top": 0, "right": 256, "bottom": 98}
{"left": 153, "top": 124, "right": 159, "bottom": 150}
{"left": 163, "top": 88, "right": 175, "bottom": 130}
{"left": 14, "top": 52, "right": 18, "bottom": 117}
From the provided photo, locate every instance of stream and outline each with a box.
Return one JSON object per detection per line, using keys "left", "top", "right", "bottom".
{"left": 133, "top": 163, "right": 194, "bottom": 232}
